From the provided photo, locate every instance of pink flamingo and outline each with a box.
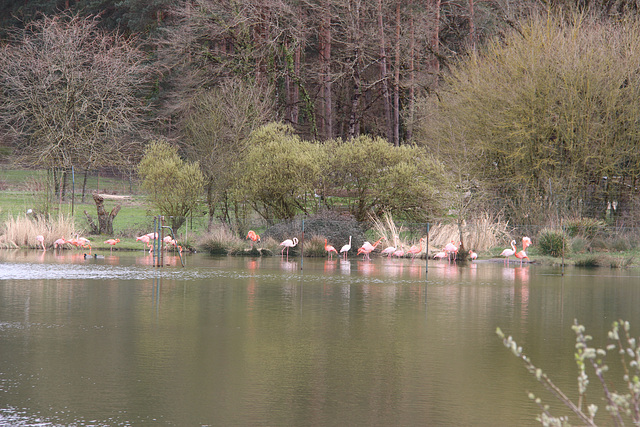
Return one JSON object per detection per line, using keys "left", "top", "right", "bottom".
{"left": 500, "top": 240, "right": 517, "bottom": 265}
{"left": 246, "top": 230, "right": 261, "bottom": 243}
{"left": 444, "top": 241, "right": 460, "bottom": 261}
{"left": 380, "top": 245, "right": 396, "bottom": 257}
{"left": 469, "top": 250, "right": 478, "bottom": 260}
{"left": 104, "top": 238, "right": 120, "bottom": 252}
{"left": 324, "top": 239, "right": 338, "bottom": 259}
{"left": 515, "top": 237, "right": 532, "bottom": 265}
{"left": 339, "top": 236, "right": 352, "bottom": 259}
{"left": 36, "top": 235, "right": 46, "bottom": 250}
{"left": 280, "top": 237, "right": 298, "bottom": 257}
{"left": 433, "top": 250, "right": 447, "bottom": 260}
{"left": 76, "top": 236, "right": 91, "bottom": 253}
{"left": 407, "top": 238, "right": 425, "bottom": 259}
{"left": 357, "top": 237, "right": 384, "bottom": 260}
{"left": 392, "top": 245, "right": 405, "bottom": 258}
{"left": 53, "top": 237, "right": 67, "bottom": 249}
{"left": 136, "top": 234, "right": 153, "bottom": 253}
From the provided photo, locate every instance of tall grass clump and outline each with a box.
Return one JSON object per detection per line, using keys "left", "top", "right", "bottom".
{"left": 537, "top": 229, "right": 566, "bottom": 257}
{"left": 198, "top": 223, "right": 242, "bottom": 255}
{"left": 564, "top": 217, "right": 607, "bottom": 239}
{"left": 0, "top": 213, "right": 77, "bottom": 249}
{"left": 429, "top": 212, "right": 511, "bottom": 253}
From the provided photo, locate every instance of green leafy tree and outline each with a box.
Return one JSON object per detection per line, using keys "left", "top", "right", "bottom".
{"left": 138, "top": 140, "right": 205, "bottom": 231}
{"left": 240, "top": 123, "right": 324, "bottom": 221}
{"left": 327, "top": 135, "right": 445, "bottom": 222}
{"left": 417, "top": 12, "right": 640, "bottom": 224}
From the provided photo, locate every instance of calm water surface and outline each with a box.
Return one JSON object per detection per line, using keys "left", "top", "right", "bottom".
{"left": 1, "top": 250, "right": 640, "bottom": 426}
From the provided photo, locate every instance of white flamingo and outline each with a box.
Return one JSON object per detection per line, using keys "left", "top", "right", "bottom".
{"left": 280, "top": 237, "right": 298, "bottom": 257}
{"left": 500, "top": 240, "right": 517, "bottom": 265}
{"left": 340, "top": 236, "right": 352, "bottom": 260}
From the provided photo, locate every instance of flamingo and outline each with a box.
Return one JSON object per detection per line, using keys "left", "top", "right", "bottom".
{"left": 76, "top": 236, "right": 91, "bottom": 253}
{"left": 380, "top": 245, "right": 396, "bottom": 257}
{"left": 392, "top": 245, "right": 405, "bottom": 258}
{"left": 280, "top": 237, "right": 298, "bottom": 257}
{"left": 357, "top": 237, "right": 385, "bottom": 260}
{"left": 136, "top": 234, "right": 153, "bottom": 252}
{"left": 515, "top": 237, "right": 532, "bottom": 265}
{"left": 500, "top": 240, "right": 517, "bottom": 265}
{"left": 407, "top": 238, "right": 425, "bottom": 259}
{"left": 433, "top": 251, "right": 447, "bottom": 260}
{"left": 340, "top": 236, "right": 352, "bottom": 259}
{"left": 469, "top": 250, "right": 478, "bottom": 260}
{"left": 246, "top": 230, "right": 261, "bottom": 243}
{"left": 444, "top": 241, "right": 460, "bottom": 261}
{"left": 324, "top": 239, "right": 338, "bottom": 259}
{"left": 53, "top": 237, "right": 67, "bottom": 249}
{"left": 36, "top": 235, "right": 46, "bottom": 251}
{"left": 104, "top": 238, "right": 120, "bottom": 252}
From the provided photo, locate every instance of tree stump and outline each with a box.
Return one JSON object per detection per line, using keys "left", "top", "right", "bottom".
{"left": 84, "top": 193, "right": 121, "bottom": 235}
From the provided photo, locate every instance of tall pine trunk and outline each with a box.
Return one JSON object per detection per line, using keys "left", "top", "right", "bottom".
{"left": 377, "top": 0, "right": 392, "bottom": 143}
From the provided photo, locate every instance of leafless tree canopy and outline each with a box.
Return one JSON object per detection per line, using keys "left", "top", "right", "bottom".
{"left": 0, "top": 13, "right": 153, "bottom": 170}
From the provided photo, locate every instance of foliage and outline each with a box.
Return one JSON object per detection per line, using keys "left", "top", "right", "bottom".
{"left": 240, "top": 123, "right": 324, "bottom": 221}
{"left": 564, "top": 218, "right": 607, "bottom": 239}
{"left": 137, "top": 139, "right": 205, "bottom": 230}
{"left": 537, "top": 229, "right": 566, "bottom": 257}
{"left": 326, "top": 136, "right": 445, "bottom": 222}
{"left": 418, "top": 12, "right": 640, "bottom": 224}
{"left": 497, "top": 319, "right": 640, "bottom": 426}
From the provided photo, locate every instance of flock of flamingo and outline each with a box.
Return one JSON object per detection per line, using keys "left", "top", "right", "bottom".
{"left": 245, "top": 230, "right": 533, "bottom": 264}
{"left": 35, "top": 229, "right": 531, "bottom": 264}
{"left": 35, "top": 232, "right": 182, "bottom": 254}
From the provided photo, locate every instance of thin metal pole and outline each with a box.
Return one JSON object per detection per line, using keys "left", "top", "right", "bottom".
{"left": 71, "top": 166, "right": 75, "bottom": 217}
{"left": 300, "top": 219, "right": 305, "bottom": 270}
{"left": 561, "top": 224, "right": 565, "bottom": 276}
{"left": 425, "top": 223, "right": 430, "bottom": 272}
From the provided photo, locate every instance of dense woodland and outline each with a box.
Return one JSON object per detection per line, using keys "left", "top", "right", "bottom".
{"left": 1, "top": 0, "right": 640, "bottom": 230}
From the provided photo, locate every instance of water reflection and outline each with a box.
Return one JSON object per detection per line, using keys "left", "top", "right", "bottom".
{"left": 2, "top": 251, "right": 640, "bottom": 426}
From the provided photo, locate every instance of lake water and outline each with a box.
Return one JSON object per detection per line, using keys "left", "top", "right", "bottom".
{"left": 1, "top": 250, "right": 640, "bottom": 426}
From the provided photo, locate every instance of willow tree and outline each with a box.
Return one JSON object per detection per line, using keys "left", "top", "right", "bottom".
{"left": 138, "top": 140, "right": 205, "bottom": 231}
{"left": 239, "top": 123, "right": 324, "bottom": 221}
{"left": 417, "top": 12, "right": 640, "bottom": 224}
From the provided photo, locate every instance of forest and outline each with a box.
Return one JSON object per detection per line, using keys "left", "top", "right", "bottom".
{"left": 1, "top": 0, "right": 640, "bottom": 233}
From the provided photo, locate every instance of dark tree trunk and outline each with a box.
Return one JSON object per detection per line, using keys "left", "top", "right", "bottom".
{"left": 86, "top": 192, "right": 121, "bottom": 235}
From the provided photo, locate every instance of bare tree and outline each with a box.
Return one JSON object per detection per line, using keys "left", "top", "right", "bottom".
{"left": 0, "top": 13, "right": 152, "bottom": 179}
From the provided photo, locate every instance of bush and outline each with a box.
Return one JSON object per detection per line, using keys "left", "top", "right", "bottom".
{"left": 564, "top": 218, "right": 607, "bottom": 239}
{"left": 537, "top": 229, "right": 566, "bottom": 257}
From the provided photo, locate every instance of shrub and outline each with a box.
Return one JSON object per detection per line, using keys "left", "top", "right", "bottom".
{"left": 564, "top": 218, "right": 607, "bottom": 239}
{"left": 498, "top": 319, "right": 640, "bottom": 426}
{"left": 537, "top": 229, "right": 566, "bottom": 257}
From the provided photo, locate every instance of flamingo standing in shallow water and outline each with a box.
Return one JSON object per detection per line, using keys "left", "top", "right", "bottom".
{"left": 280, "top": 237, "right": 298, "bottom": 257}
{"left": 324, "top": 239, "right": 338, "bottom": 259}
{"left": 433, "top": 250, "right": 447, "bottom": 260}
{"left": 53, "top": 237, "right": 67, "bottom": 249}
{"left": 136, "top": 235, "right": 155, "bottom": 253}
{"left": 104, "top": 238, "right": 120, "bottom": 252}
{"left": 392, "top": 245, "right": 405, "bottom": 258}
{"left": 357, "top": 237, "right": 384, "bottom": 260}
{"left": 500, "top": 240, "right": 517, "bottom": 265}
{"left": 380, "top": 245, "right": 396, "bottom": 257}
{"left": 36, "top": 235, "right": 46, "bottom": 251}
{"left": 515, "top": 237, "right": 532, "bottom": 265}
{"left": 469, "top": 250, "right": 478, "bottom": 260}
{"left": 444, "top": 241, "right": 460, "bottom": 261}
{"left": 407, "top": 238, "right": 425, "bottom": 259}
{"left": 340, "top": 236, "right": 352, "bottom": 259}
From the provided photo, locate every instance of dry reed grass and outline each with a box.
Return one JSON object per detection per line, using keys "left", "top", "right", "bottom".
{"left": 429, "top": 213, "right": 512, "bottom": 253}
{"left": 372, "top": 211, "right": 512, "bottom": 256}
{"left": 0, "top": 213, "right": 78, "bottom": 249}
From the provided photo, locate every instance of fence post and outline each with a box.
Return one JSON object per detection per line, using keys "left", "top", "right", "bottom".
{"left": 425, "top": 223, "right": 430, "bottom": 273}
{"left": 300, "top": 219, "right": 305, "bottom": 270}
